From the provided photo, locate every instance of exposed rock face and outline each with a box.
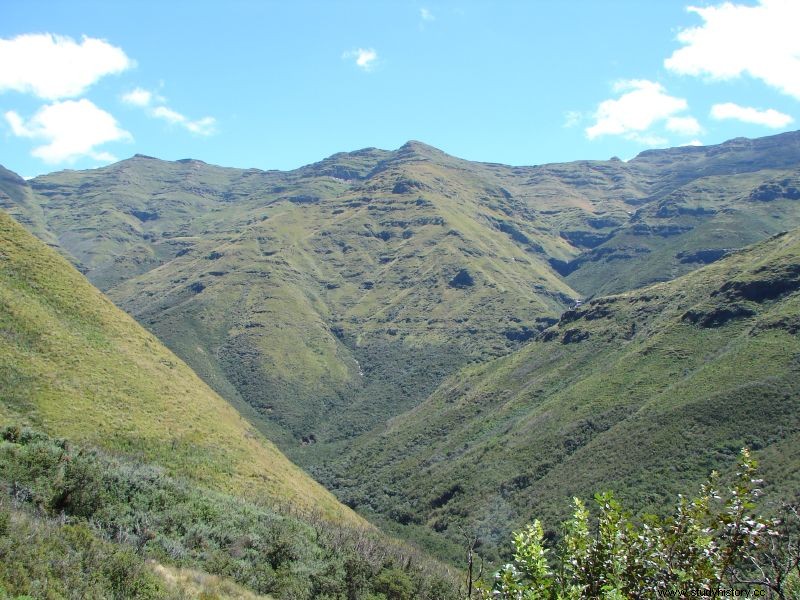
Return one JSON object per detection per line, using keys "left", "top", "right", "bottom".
{"left": 392, "top": 179, "right": 430, "bottom": 194}
{"left": 682, "top": 305, "right": 756, "bottom": 328}
{"left": 714, "top": 264, "right": 800, "bottom": 303}
{"left": 676, "top": 248, "right": 730, "bottom": 264}
{"left": 130, "top": 209, "right": 159, "bottom": 222}
{"left": 448, "top": 269, "right": 475, "bottom": 288}
{"left": 749, "top": 180, "right": 800, "bottom": 202}
{"left": 560, "top": 229, "right": 612, "bottom": 248}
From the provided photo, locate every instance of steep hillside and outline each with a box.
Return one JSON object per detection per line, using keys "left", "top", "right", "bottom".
{"left": 564, "top": 133, "right": 800, "bottom": 295}
{"left": 4, "top": 132, "right": 800, "bottom": 461}
{"left": 0, "top": 209, "right": 359, "bottom": 524}
{"left": 0, "top": 166, "right": 59, "bottom": 251}
{"left": 8, "top": 145, "right": 580, "bottom": 452}
{"left": 323, "top": 229, "right": 800, "bottom": 563}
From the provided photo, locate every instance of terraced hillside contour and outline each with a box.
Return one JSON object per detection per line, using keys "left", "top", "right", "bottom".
{"left": 2, "top": 132, "right": 800, "bottom": 462}
{"left": 325, "top": 229, "right": 800, "bottom": 562}
{"left": 0, "top": 209, "right": 360, "bottom": 525}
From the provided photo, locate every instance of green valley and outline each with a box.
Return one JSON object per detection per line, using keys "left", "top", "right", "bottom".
{"left": 0, "top": 209, "right": 459, "bottom": 597}
{"left": 324, "top": 228, "right": 800, "bottom": 563}
{"left": 2, "top": 130, "right": 800, "bottom": 577}
{"left": 0, "top": 209, "right": 355, "bottom": 521}
{"left": 5, "top": 133, "right": 800, "bottom": 459}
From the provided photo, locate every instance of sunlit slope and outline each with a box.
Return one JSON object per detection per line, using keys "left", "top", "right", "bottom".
{"left": 327, "top": 229, "right": 800, "bottom": 561}
{"left": 4, "top": 131, "right": 800, "bottom": 459}
{"left": 562, "top": 132, "right": 800, "bottom": 294}
{"left": 0, "top": 209, "right": 362, "bottom": 525}
{"left": 97, "top": 144, "right": 578, "bottom": 449}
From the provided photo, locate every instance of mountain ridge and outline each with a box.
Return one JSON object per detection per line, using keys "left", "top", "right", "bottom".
{"left": 3, "top": 131, "right": 800, "bottom": 448}
{"left": 2, "top": 130, "right": 800, "bottom": 564}
{"left": 322, "top": 227, "right": 800, "bottom": 562}
{"left": 0, "top": 208, "right": 362, "bottom": 525}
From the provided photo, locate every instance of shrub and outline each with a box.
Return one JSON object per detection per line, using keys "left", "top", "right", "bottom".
{"left": 0, "top": 425, "right": 460, "bottom": 598}
{"left": 482, "top": 450, "right": 798, "bottom": 599}
{"left": 373, "top": 567, "right": 414, "bottom": 600}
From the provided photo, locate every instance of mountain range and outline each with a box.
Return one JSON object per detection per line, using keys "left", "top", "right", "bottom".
{"left": 2, "top": 130, "right": 799, "bottom": 568}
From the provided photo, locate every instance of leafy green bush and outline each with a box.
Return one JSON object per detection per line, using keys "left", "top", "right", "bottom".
{"left": 0, "top": 425, "right": 460, "bottom": 599}
{"left": 0, "top": 511, "right": 171, "bottom": 599}
{"left": 481, "top": 450, "right": 800, "bottom": 599}
{"left": 372, "top": 567, "right": 414, "bottom": 600}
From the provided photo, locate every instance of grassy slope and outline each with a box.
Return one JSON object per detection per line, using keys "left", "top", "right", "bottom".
{"left": 0, "top": 166, "right": 59, "bottom": 251}
{"left": 4, "top": 135, "right": 798, "bottom": 452}
{"left": 58, "top": 145, "right": 578, "bottom": 451}
{"left": 0, "top": 209, "right": 361, "bottom": 525}
{"left": 9, "top": 134, "right": 800, "bottom": 460}
{"left": 2, "top": 131, "right": 800, "bottom": 562}
{"left": 324, "top": 229, "right": 800, "bottom": 563}
{"left": 565, "top": 167, "right": 800, "bottom": 295}
{"left": 564, "top": 131, "right": 800, "bottom": 295}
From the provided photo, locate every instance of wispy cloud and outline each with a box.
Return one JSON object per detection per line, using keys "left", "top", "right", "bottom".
{"left": 563, "top": 110, "right": 584, "bottom": 128}
{"left": 0, "top": 33, "right": 132, "bottom": 100}
{"left": 342, "top": 48, "right": 379, "bottom": 72}
{"left": 122, "top": 86, "right": 216, "bottom": 136}
{"left": 152, "top": 105, "right": 216, "bottom": 135}
{"left": 5, "top": 99, "right": 131, "bottom": 163}
{"left": 586, "top": 80, "right": 691, "bottom": 143}
{"left": 710, "top": 102, "right": 794, "bottom": 128}
{"left": 420, "top": 8, "right": 435, "bottom": 22}
{"left": 121, "top": 87, "right": 162, "bottom": 107}
{"left": 665, "top": 0, "right": 800, "bottom": 100}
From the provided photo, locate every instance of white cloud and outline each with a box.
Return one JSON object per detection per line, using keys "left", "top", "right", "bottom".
{"left": 4, "top": 99, "right": 131, "bottom": 163}
{"left": 665, "top": 0, "right": 800, "bottom": 100}
{"left": 586, "top": 80, "right": 689, "bottom": 140}
{"left": 0, "top": 33, "right": 132, "bottom": 100}
{"left": 184, "top": 117, "right": 216, "bottom": 135}
{"left": 420, "top": 8, "right": 435, "bottom": 21}
{"left": 666, "top": 115, "right": 703, "bottom": 136}
{"left": 123, "top": 87, "right": 216, "bottom": 135}
{"left": 122, "top": 87, "right": 155, "bottom": 107}
{"left": 343, "top": 48, "right": 378, "bottom": 72}
{"left": 710, "top": 102, "right": 794, "bottom": 128}
{"left": 152, "top": 105, "right": 184, "bottom": 123}
{"left": 681, "top": 140, "right": 704, "bottom": 147}
{"left": 151, "top": 104, "right": 216, "bottom": 135}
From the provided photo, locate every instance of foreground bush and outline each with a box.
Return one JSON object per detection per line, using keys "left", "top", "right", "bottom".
{"left": 481, "top": 450, "right": 800, "bottom": 599}
{"left": 0, "top": 425, "right": 460, "bottom": 599}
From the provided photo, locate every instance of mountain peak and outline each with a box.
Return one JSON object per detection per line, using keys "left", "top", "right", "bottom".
{"left": 395, "top": 140, "right": 451, "bottom": 161}
{"left": 0, "top": 164, "right": 27, "bottom": 186}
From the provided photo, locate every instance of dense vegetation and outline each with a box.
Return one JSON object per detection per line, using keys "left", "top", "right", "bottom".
{"left": 324, "top": 229, "right": 800, "bottom": 564}
{"left": 2, "top": 130, "right": 800, "bottom": 579}
{"left": 5, "top": 133, "right": 800, "bottom": 460}
{"left": 0, "top": 208, "right": 356, "bottom": 523}
{"left": 481, "top": 451, "right": 800, "bottom": 599}
{"left": 0, "top": 425, "right": 459, "bottom": 599}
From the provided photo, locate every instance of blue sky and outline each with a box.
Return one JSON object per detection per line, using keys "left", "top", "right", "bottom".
{"left": 1, "top": 0, "right": 798, "bottom": 177}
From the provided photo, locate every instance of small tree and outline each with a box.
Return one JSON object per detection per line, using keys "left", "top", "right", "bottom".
{"left": 482, "top": 449, "right": 787, "bottom": 599}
